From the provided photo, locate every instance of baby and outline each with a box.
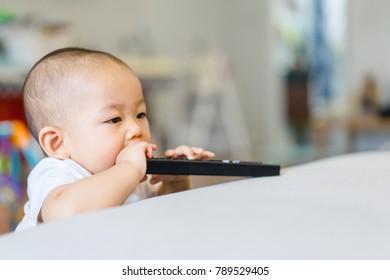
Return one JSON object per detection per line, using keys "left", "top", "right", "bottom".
{"left": 16, "top": 47, "right": 214, "bottom": 232}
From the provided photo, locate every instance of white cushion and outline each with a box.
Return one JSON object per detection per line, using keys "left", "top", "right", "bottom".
{"left": 1, "top": 151, "right": 389, "bottom": 259}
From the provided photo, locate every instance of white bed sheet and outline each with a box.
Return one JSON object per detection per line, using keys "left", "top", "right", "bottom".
{"left": 0, "top": 151, "right": 389, "bottom": 259}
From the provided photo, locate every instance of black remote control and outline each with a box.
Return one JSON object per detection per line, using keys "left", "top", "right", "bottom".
{"left": 146, "top": 158, "right": 280, "bottom": 177}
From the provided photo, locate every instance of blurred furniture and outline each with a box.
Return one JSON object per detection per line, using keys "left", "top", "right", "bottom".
{"left": 285, "top": 57, "right": 310, "bottom": 144}
{"left": 0, "top": 83, "right": 27, "bottom": 234}
{"left": 312, "top": 113, "right": 390, "bottom": 157}
{"left": 346, "top": 114, "right": 390, "bottom": 151}
{"left": 1, "top": 151, "right": 389, "bottom": 259}
{"left": 0, "top": 84, "right": 26, "bottom": 125}
{"left": 0, "top": 121, "right": 25, "bottom": 233}
{"left": 0, "top": 119, "right": 42, "bottom": 234}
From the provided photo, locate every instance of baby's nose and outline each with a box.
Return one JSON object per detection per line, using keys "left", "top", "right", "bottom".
{"left": 125, "top": 123, "right": 142, "bottom": 140}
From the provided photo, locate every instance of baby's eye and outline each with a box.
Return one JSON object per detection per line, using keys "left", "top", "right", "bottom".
{"left": 107, "top": 117, "right": 122, "bottom": 124}
{"left": 137, "top": 112, "right": 148, "bottom": 119}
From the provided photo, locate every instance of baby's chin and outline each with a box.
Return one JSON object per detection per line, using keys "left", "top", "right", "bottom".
{"left": 87, "top": 162, "right": 115, "bottom": 175}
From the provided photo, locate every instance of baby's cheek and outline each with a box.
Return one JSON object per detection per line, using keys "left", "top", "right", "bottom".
{"left": 87, "top": 151, "right": 117, "bottom": 174}
{"left": 109, "top": 146, "right": 125, "bottom": 164}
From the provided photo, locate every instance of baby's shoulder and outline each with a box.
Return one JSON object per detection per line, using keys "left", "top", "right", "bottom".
{"left": 30, "top": 157, "right": 91, "bottom": 180}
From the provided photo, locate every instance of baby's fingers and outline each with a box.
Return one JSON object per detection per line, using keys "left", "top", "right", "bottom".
{"left": 165, "top": 145, "right": 194, "bottom": 159}
{"left": 196, "top": 150, "right": 215, "bottom": 159}
{"left": 165, "top": 145, "right": 215, "bottom": 160}
{"left": 149, "top": 174, "right": 160, "bottom": 185}
{"left": 146, "top": 143, "right": 157, "bottom": 158}
{"left": 189, "top": 147, "right": 215, "bottom": 159}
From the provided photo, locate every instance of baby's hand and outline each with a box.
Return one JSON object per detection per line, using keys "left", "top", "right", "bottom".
{"left": 116, "top": 141, "right": 156, "bottom": 181}
{"left": 150, "top": 145, "right": 215, "bottom": 193}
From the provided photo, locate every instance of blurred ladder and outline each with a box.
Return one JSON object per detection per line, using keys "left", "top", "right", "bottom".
{"left": 188, "top": 51, "right": 251, "bottom": 160}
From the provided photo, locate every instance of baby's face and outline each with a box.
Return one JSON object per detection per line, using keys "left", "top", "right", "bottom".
{"left": 63, "top": 61, "right": 151, "bottom": 174}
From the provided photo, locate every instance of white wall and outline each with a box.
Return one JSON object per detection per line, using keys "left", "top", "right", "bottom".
{"left": 218, "top": 0, "right": 283, "bottom": 149}
{"left": 2, "top": 0, "right": 219, "bottom": 57}
{"left": 4, "top": 0, "right": 390, "bottom": 163}
{"left": 2, "top": 0, "right": 281, "bottom": 160}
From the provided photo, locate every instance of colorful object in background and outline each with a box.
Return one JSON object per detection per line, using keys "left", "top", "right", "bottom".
{"left": 0, "top": 120, "right": 41, "bottom": 233}
{"left": 0, "top": 9, "right": 15, "bottom": 22}
{"left": 8, "top": 119, "right": 40, "bottom": 168}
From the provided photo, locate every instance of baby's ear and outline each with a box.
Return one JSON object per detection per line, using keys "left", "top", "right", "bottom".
{"left": 39, "top": 126, "right": 70, "bottom": 159}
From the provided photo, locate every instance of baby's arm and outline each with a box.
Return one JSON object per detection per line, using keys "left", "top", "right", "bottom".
{"left": 40, "top": 142, "right": 156, "bottom": 223}
{"left": 150, "top": 145, "right": 215, "bottom": 195}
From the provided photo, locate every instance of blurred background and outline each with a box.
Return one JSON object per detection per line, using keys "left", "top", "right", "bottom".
{"left": 2, "top": 0, "right": 390, "bottom": 232}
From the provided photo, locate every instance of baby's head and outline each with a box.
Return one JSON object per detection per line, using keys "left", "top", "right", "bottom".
{"left": 24, "top": 47, "right": 127, "bottom": 141}
{"left": 23, "top": 47, "right": 151, "bottom": 173}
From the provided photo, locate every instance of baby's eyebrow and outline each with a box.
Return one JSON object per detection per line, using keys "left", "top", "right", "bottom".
{"left": 99, "top": 103, "right": 123, "bottom": 113}
{"left": 138, "top": 98, "right": 145, "bottom": 105}
{"left": 99, "top": 99, "right": 145, "bottom": 113}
